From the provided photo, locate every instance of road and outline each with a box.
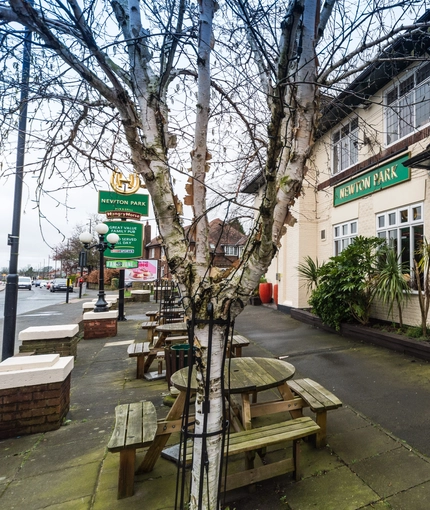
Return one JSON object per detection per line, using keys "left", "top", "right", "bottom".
{"left": 0, "top": 285, "right": 74, "bottom": 316}
{"left": 0, "top": 284, "right": 90, "bottom": 355}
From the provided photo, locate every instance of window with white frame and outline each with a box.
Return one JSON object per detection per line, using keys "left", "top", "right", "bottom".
{"left": 376, "top": 203, "right": 424, "bottom": 277}
{"left": 224, "top": 245, "right": 239, "bottom": 256}
{"left": 334, "top": 220, "right": 358, "bottom": 256}
{"left": 332, "top": 118, "right": 359, "bottom": 175}
{"left": 385, "top": 62, "right": 430, "bottom": 145}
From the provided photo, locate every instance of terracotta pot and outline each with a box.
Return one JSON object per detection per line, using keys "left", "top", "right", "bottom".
{"left": 274, "top": 284, "right": 278, "bottom": 305}
{"left": 259, "top": 282, "right": 272, "bottom": 304}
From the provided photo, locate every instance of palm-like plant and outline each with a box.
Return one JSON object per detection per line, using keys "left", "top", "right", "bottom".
{"left": 375, "top": 246, "right": 411, "bottom": 328}
{"left": 414, "top": 238, "right": 430, "bottom": 336}
{"left": 297, "top": 256, "right": 321, "bottom": 293}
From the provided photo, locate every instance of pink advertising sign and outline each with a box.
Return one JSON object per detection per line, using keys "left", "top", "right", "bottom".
{"left": 124, "top": 260, "right": 158, "bottom": 282}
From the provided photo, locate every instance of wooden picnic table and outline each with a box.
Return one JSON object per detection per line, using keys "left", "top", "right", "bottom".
{"left": 142, "top": 322, "right": 189, "bottom": 374}
{"left": 138, "top": 357, "right": 298, "bottom": 473}
{"left": 171, "top": 357, "right": 297, "bottom": 430}
{"left": 155, "top": 322, "right": 188, "bottom": 344}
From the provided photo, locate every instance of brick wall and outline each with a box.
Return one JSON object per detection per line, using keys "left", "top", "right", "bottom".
{"left": 0, "top": 375, "right": 71, "bottom": 439}
{"left": 83, "top": 317, "right": 117, "bottom": 339}
{"left": 19, "top": 335, "right": 79, "bottom": 358}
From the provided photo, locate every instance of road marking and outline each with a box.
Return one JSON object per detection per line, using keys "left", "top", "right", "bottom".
{"left": 20, "top": 311, "right": 63, "bottom": 317}
{"left": 104, "top": 340, "right": 134, "bottom": 347}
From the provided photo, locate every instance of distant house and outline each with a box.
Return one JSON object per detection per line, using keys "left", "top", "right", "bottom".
{"left": 146, "top": 218, "right": 248, "bottom": 278}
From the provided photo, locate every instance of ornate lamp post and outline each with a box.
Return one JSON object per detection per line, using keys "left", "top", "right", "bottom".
{"left": 79, "top": 223, "right": 119, "bottom": 312}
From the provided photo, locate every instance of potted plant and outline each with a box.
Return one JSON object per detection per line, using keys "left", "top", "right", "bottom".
{"left": 259, "top": 276, "right": 272, "bottom": 304}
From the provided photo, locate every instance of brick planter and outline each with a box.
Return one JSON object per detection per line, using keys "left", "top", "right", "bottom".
{"left": 83, "top": 310, "right": 118, "bottom": 339}
{"left": 0, "top": 354, "right": 73, "bottom": 439}
{"left": 130, "top": 290, "right": 151, "bottom": 303}
{"left": 18, "top": 324, "right": 80, "bottom": 358}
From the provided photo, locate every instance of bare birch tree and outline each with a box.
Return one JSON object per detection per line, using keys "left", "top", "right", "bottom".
{"left": 0, "top": 0, "right": 427, "bottom": 507}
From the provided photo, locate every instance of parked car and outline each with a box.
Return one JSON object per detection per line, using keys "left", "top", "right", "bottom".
{"left": 18, "top": 276, "right": 32, "bottom": 290}
{"left": 50, "top": 278, "right": 73, "bottom": 292}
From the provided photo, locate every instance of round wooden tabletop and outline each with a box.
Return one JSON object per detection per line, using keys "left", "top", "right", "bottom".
{"left": 171, "top": 357, "right": 295, "bottom": 394}
{"left": 155, "top": 322, "right": 188, "bottom": 333}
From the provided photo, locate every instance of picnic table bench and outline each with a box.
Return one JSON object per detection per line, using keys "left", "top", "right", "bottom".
{"left": 107, "top": 402, "right": 157, "bottom": 499}
{"left": 287, "top": 378, "right": 342, "bottom": 447}
{"left": 229, "top": 334, "right": 250, "bottom": 357}
{"left": 127, "top": 342, "right": 150, "bottom": 378}
{"left": 107, "top": 400, "right": 320, "bottom": 498}
{"left": 141, "top": 321, "right": 158, "bottom": 342}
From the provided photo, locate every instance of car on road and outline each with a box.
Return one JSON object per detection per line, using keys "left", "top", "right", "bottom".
{"left": 50, "top": 278, "right": 73, "bottom": 292}
{"left": 18, "top": 276, "right": 32, "bottom": 290}
{"left": 33, "top": 280, "right": 41, "bottom": 287}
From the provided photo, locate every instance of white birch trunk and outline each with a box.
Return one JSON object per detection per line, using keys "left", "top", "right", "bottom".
{"left": 190, "top": 320, "right": 226, "bottom": 510}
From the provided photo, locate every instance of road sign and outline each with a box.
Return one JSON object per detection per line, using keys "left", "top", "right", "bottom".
{"left": 105, "top": 221, "right": 144, "bottom": 259}
{"left": 106, "top": 260, "right": 139, "bottom": 269}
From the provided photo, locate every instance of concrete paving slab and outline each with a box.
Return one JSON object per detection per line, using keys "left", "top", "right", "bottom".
{"left": 0, "top": 434, "right": 42, "bottom": 457}
{"left": 40, "top": 495, "right": 92, "bottom": 509}
{"left": 283, "top": 466, "right": 379, "bottom": 510}
{"left": 326, "top": 425, "right": 401, "bottom": 464}
{"left": 326, "top": 405, "right": 370, "bottom": 435}
{"left": 352, "top": 446, "right": 430, "bottom": 498}
{"left": 15, "top": 438, "right": 106, "bottom": 479}
{"left": 384, "top": 480, "right": 430, "bottom": 509}
{"left": 300, "top": 441, "right": 344, "bottom": 478}
{"left": 39, "top": 417, "right": 113, "bottom": 447}
{"left": 0, "top": 461, "right": 100, "bottom": 509}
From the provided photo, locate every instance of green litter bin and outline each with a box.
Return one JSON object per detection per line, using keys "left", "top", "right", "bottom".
{"left": 171, "top": 343, "right": 191, "bottom": 367}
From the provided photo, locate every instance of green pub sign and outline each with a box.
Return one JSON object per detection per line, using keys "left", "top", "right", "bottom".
{"left": 333, "top": 154, "right": 410, "bottom": 207}
{"left": 104, "top": 221, "right": 143, "bottom": 259}
{"left": 98, "top": 191, "right": 149, "bottom": 217}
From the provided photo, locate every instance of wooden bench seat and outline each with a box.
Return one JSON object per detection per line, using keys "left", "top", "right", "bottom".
{"left": 287, "top": 378, "right": 342, "bottom": 447}
{"left": 127, "top": 342, "right": 150, "bottom": 378}
{"left": 108, "top": 400, "right": 319, "bottom": 499}
{"left": 224, "top": 416, "right": 319, "bottom": 490}
{"left": 229, "top": 334, "right": 250, "bottom": 357}
{"left": 168, "top": 416, "right": 320, "bottom": 491}
{"left": 141, "top": 321, "right": 158, "bottom": 342}
{"left": 165, "top": 335, "right": 188, "bottom": 344}
{"left": 108, "top": 401, "right": 157, "bottom": 499}
{"left": 127, "top": 342, "right": 165, "bottom": 378}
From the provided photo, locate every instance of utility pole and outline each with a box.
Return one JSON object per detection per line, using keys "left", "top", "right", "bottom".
{"left": 2, "top": 19, "right": 33, "bottom": 361}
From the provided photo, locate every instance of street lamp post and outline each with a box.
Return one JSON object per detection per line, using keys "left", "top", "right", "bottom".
{"left": 79, "top": 223, "right": 119, "bottom": 313}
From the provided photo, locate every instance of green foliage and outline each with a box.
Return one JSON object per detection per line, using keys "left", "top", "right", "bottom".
{"left": 297, "top": 255, "right": 321, "bottom": 292}
{"left": 414, "top": 237, "right": 430, "bottom": 336}
{"left": 405, "top": 325, "right": 427, "bottom": 339}
{"left": 374, "top": 245, "right": 411, "bottom": 327}
{"left": 309, "top": 237, "right": 384, "bottom": 330}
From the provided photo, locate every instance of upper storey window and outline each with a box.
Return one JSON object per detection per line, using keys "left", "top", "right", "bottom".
{"left": 386, "top": 62, "right": 430, "bottom": 145}
{"left": 332, "top": 118, "right": 358, "bottom": 175}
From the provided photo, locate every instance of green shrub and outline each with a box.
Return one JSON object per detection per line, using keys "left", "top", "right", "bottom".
{"left": 309, "top": 237, "right": 384, "bottom": 330}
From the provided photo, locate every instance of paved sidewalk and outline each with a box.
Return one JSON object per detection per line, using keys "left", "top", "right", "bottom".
{"left": 1, "top": 299, "right": 430, "bottom": 509}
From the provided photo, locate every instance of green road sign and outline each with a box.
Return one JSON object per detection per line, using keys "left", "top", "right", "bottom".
{"left": 98, "top": 191, "right": 149, "bottom": 217}
{"left": 105, "top": 221, "right": 144, "bottom": 259}
{"left": 106, "top": 260, "right": 139, "bottom": 269}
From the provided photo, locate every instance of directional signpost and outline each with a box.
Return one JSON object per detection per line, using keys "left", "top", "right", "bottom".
{"left": 98, "top": 179, "right": 149, "bottom": 321}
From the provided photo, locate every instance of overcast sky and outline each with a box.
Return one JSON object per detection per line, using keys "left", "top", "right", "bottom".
{"left": 0, "top": 172, "right": 158, "bottom": 273}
